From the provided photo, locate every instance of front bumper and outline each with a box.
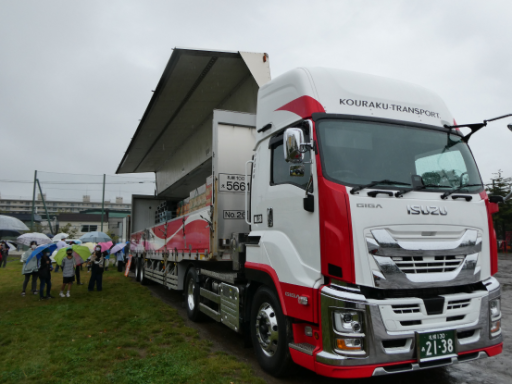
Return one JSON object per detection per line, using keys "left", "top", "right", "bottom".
{"left": 308, "top": 277, "right": 503, "bottom": 377}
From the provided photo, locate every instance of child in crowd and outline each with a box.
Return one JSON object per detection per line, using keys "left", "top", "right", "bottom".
{"left": 60, "top": 248, "right": 76, "bottom": 297}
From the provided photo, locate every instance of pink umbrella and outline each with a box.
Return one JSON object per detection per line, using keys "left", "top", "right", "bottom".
{"left": 97, "top": 241, "right": 113, "bottom": 252}
{"left": 110, "top": 242, "right": 128, "bottom": 255}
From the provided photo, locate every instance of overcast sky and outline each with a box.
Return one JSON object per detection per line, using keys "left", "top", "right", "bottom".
{"left": 1, "top": 0, "right": 511, "bottom": 202}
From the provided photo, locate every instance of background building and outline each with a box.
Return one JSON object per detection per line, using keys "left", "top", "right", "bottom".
{"left": 0, "top": 195, "right": 130, "bottom": 215}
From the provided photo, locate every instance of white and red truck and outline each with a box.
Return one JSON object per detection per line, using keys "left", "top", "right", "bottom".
{"left": 116, "top": 48, "right": 507, "bottom": 378}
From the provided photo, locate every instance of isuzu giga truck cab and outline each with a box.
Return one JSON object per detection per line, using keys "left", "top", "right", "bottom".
{"left": 246, "top": 66, "right": 503, "bottom": 377}
{"left": 119, "top": 49, "right": 504, "bottom": 379}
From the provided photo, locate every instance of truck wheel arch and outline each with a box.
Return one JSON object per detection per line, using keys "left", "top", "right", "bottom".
{"left": 245, "top": 262, "right": 288, "bottom": 317}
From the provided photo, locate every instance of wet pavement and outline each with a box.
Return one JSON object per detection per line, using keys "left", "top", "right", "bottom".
{"left": 146, "top": 255, "right": 512, "bottom": 383}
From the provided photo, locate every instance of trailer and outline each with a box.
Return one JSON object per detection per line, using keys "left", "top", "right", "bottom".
{"left": 117, "top": 48, "right": 505, "bottom": 378}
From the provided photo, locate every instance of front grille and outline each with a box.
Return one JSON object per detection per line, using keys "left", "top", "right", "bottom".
{"left": 447, "top": 299, "right": 470, "bottom": 310}
{"left": 392, "top": 304, "right": 420, "bottom": 314}
{"left": 392, "top": 255, "right": 464, "bottom": 274}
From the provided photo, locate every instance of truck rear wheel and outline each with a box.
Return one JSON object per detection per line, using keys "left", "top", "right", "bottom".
{"left": 250, "top": 286, "right": 292, "bottom": 377}
{"left": 185, "top": 268, "right": 202, "bottom": 321}
{"left": 135, "top": 257, "right": 141, "bottom": 282}
{"left": 140, "top": 259, "right": 148, "bottom": 285}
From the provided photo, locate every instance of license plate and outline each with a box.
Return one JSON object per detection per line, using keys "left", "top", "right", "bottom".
{"left": 417, "top": 330, "right": 457, "bottom": 361}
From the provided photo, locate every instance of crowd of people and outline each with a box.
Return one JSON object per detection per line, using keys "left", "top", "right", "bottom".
{"left": 17, "top": 239, "right": 128, "bottom": 300}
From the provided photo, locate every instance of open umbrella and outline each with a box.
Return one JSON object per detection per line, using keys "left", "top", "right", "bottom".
{"left": 82, "top": 242, "right": 97, "bottom": 252}
{"left": 79, "top": 231, "right": 111, "bottom": 243}
{"left": 17, "top": 232, "right": 52, "bottom": 246}
{"left": 110, "top": 241, "right": 128, "bottom": 255}
{"left": 0, "top": 215, "right": 29, "bottom": 237}
{"left": 52, "top": 233, "right": 69, "bottom": 242}
{"left": 0, "top": 214, "right": 29, "bottom": 231}
{"left": 26, "top": 243, "right": 57, "bottom": 264}
{"left": 97, "top": 241, "right": 113, "bottom": 252}
{"left": 54, "top": 245, "right": 91, "bottom": 266}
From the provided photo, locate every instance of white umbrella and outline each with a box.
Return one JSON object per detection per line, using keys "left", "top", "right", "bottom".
{"left": 17, "top": 232, "right": 52, "bottom": 246}
{"left": 79, "top": 231, "right": 111, "bottom": 243}
{"left": 0, "top": 214, "right": 29, "bottom": 231}
{"left": 52, "top": 233, "right": 69, "bottom": 242}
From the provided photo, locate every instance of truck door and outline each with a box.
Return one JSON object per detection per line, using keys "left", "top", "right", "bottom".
{"left": 250, "top": 127, "right": 322, "bottom": 319}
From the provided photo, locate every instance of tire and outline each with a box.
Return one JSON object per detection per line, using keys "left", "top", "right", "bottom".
{"left": 135, "top": 257, "right": 141, "bottom": 282}
{"left": 140, "top": 259, "right": 148, "bottom": 285}
{"left": 185, "top": 267, "right": 202, "bottom": 321}
{"left": 250, "top": 286, "right": 293, "bottom": 377}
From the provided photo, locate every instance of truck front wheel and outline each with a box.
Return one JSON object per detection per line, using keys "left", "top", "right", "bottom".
{"left": 250, "top": 286, "right": 292, "bottom": 377}
{"left": 185, "top": 268, "right": 202, "bottom": 321}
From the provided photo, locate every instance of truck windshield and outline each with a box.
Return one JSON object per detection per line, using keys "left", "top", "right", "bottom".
{"left": 315, "top": 119, "right": 483, "bottom": 192}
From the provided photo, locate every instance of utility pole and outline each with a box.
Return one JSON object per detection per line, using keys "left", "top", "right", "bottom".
{"left": 30, "top": 170, "right": 37, "bottom": 231}
{"left": 101, "top": 174, "right": 106, "bottom": 232}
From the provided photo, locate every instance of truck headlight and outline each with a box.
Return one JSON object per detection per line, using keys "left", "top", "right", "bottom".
{"left": 489, "top": 298, "right": 502, "bottom": 337}
{"left": 332, "top": 309, "right": 366, "bottom": 355}
{"left": 333, "top": 310, "right": 363, "bottom": 334}
{"left": 489, "top": 298, "right": 501, "bottom": 320}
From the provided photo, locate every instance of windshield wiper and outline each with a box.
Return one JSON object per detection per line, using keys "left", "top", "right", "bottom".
{"left": 440, "top": 184, "right": 483, "bottom": 199}
{"left": 395, "top": 184, "right": 452, "bottom": 198}
{"left": 350, "top": 179, "right": 411, "bottom": 194}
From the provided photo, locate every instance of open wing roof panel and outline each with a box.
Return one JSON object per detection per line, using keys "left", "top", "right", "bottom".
{"left": 116, "top": 48, "right": 270, "bottom": 174}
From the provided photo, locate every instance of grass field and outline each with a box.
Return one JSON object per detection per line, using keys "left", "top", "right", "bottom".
{"left": 0, "top": 257, "right": 264, "bottom": 384}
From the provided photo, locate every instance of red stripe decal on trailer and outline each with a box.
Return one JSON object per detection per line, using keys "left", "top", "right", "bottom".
{"left": 480, "top": 191, "right": 499, "bottom": 275}
{"left": 275, "top": 95, "right": 325, "bottom": 118}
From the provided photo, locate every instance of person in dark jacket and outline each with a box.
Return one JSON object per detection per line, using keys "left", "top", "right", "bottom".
{"left": 38, "top": 250, "right": 54, "bottom": 300}
{"left": 0, "top": 241, "right": 9, "bottom": 268}
{"left": 88, "top": 247, "right": 105, "bottom": 291}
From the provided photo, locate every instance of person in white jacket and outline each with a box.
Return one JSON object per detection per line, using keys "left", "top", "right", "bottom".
{"left": 21, "top": 241, "right": 39, "bottom": 296}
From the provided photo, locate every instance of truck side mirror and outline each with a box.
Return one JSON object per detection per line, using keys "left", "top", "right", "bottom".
{"left": 489, "top": 195, "right": 505, "bottom": 204}
{"left": 283, "top": 128, "right": 305, "bottom": 163}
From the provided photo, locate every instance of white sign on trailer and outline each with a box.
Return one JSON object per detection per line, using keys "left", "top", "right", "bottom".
{"left": 218, "top": 174, "right": 248, "bottom": 193}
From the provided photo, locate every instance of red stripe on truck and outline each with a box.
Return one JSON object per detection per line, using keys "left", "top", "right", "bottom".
{"left": 245, "top": 262, "right": 316, "bottom": 322}
{"left": 480, "top": 191, "right": 499, "bottom": 275}
{"left": 275, "top": 95, "right": 325, "bottom": 118}
{"left": 313, "top": 124, "right": 356, "bottom": 284}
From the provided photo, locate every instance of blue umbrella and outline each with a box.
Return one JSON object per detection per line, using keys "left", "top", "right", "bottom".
{"left": 79, "top": 231, "right": 111, "bottom": 243}
{"left": 26, "top": 243, "right": 57, "bottom": 264}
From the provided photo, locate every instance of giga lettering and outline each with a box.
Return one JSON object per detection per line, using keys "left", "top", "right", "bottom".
{"left": 407, "top": 205, "right": 447, "bottom": 215}
{"left": 339, "top": 98, "right": 440, "bottom": 118}
{"left": 285, "top": 292, "right": 299, "bottom": 298}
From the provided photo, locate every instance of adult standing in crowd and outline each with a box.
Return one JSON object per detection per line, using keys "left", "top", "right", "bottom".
{"left": 38, "top": 250, "right": 54, "bottom": 300}
{"left": 0, "top": 241, "right": 9, "bottom": 268}
{"left": 59, "top": 248, "right": 75, "bottom": 297}
{"left": 21, "top": 241, "right": 39, "bottom": 296}
{"left": 116, "top": 250, "right": 125, "bottom": 272}
{"left": 54, "top": 236, "right": 67, "bottom": 273}
{"left": 88, "top": 246, "right": 105, "bottom": 291}
{"left": 68, "top": 241, "right": 84, "bottom": 285}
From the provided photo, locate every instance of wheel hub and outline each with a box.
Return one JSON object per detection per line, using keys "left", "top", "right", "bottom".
{"left": 255, "top": 302, "right": 279, "bottom": 357}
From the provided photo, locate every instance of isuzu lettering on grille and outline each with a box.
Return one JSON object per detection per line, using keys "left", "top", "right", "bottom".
{"left": 407, "top": 205, "right": 447, "bottom": 215}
